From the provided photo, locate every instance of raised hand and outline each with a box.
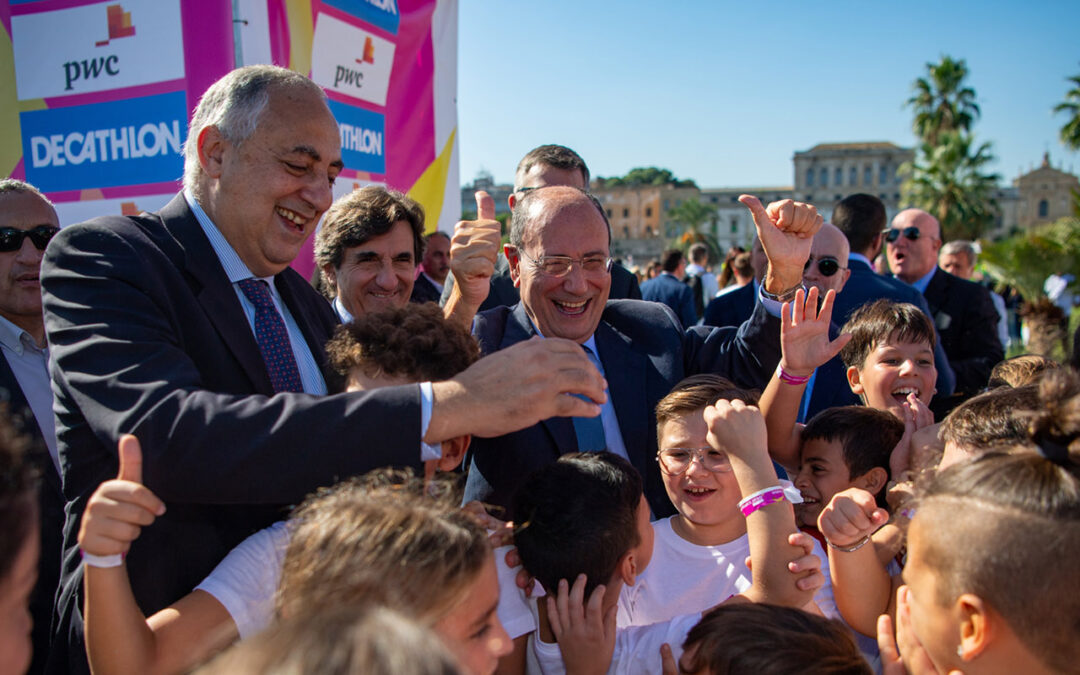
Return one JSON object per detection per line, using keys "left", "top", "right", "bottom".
{"left": 817, "top": 487, "right": 888, "bottom": 549}
{"left": 547, "top": 574, "right": 616, "bottom": 675}
{"left": 879, "top": 587, "right": 946, "bottom": 675}
{"left": 78, "top": 435, "right": 165, "bottom": 557}
{"left": 704, "top": 399, "right": 767, "bottom": 461}
{"left": 449, "top": 191, "right": 501, "bottom": 311}
{"left": 740, "top": 195, "right": 822, "bottom": 294}
{"left": 780, "top": 287, "right": 852, "bottom": 376}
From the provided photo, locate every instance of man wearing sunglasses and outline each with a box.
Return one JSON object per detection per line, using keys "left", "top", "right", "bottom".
{"left": 887, "top": 208, "right": 1002, "bottom": 407}
{"left": 0, "top": 179, "right": 64, "bottom": 674}
{"left": 461, "top": 185, "right": 822, "bottom": 518}
{"left": 830, "top": 194, "right": 956, "bottom": 401}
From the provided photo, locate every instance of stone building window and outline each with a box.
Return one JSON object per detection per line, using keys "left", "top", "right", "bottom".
{"left": 879, "top": 165, "right": 888, "bottom": 184}
{"left": 849, "top": 167, "right": 857, "bottom": 185}
{"left": 820, "top": 168, "right": 828, "bottom": 187}
{"left": 863, "top": 166, "right": 872, "bottom": 185}
{"left": 1038, "top": 199, "right": 1049, "bottom": 218}
{"left": 645, "top": 206, "right": 652, "bottom": 217}
{"left": 835, "top": 168, "right": 843, "bottom": 185}
{"left": 623, "top": 208, "right": 629, "bottom": 218}
{"left": 806, "top": 169, "right": 814, "bottom": 187}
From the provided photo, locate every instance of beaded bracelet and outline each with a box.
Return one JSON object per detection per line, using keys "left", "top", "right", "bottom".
{"left": 81, "top": 550, "right": 123, "bottom": 568}
{"left": 777, "top": 365, "right": 812, "bottom": 386}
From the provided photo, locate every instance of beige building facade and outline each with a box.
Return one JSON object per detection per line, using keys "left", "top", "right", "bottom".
{"left": 1013, "top": 152, "right": 1079, "bottom": 230}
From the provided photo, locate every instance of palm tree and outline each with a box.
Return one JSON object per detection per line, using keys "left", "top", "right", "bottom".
{"left": 907, "top": 56, "right": 980, "bottom": 147}
{"left": 902, "top": 131, "right": 1000, "bottom": 241}
{"left": 1054, "top": 72, "right": 1080, "bottom": 151}
{"left": 664, "top": 198, "right": 721, "bottom": 259}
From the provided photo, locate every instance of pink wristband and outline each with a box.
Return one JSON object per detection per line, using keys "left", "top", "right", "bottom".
{"left": 777, "top": 365, "right": 812, "bottom": 386}
{"left": 738, "top": 485, "right": 800, "bottom": 517}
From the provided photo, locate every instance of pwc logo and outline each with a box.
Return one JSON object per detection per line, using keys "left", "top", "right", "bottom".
{"left": 12, "top": 0, "right": 185, "bottom": 101}
{"left": 333, "top": 38, "right": 376, "bottom": 89}
{"left": 312, "top": 13, "right": 396, "bottom": 107}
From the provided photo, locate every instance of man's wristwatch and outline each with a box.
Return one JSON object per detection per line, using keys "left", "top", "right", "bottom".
{"left": 761, "top": 282, "right": 804, "bottom": 304}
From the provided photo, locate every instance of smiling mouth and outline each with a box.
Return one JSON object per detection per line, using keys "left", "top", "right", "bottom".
{"left": 798, "top": 493, "right": 819, "bottom": 505}
{"left": 554, "top": 298, "right": 590, "bottom": 316}
{"left": 275, "top": 206, "right": 308, "bottom": 231}
{"left": 891, "top": 386, "right": 919, "bottom": 403}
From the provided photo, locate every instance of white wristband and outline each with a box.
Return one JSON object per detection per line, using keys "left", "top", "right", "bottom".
{"left": 81, "top": 550, "right": 123, "bottom": 568}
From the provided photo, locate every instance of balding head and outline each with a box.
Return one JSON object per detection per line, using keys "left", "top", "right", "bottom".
{"left": 886, "top": 209, "right": 942, "bottom": 284}
{"left": 803, "top": 222, "right": 851, "bottom": 295}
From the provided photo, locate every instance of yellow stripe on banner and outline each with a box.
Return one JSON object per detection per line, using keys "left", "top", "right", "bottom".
{"left": 408, "top": 127, "right": 456, "bottom": 234}
{"left": 286, "top": 0, "right": 314, "bottom": 75}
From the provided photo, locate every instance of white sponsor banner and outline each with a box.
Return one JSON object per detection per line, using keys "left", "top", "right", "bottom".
{"left": 12, "top": 0, "right": 185, "bottom": 101}
{"left": 53, "top": 193, "right": 174, "bottom": 228}
{"left": 310, "top": 12, "right": 395, "bottom": 107}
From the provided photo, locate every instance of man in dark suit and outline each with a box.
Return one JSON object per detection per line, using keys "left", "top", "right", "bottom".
{"left": 887, "top": 208, "right": 1002, "bottom": 405}
{"left": 831, "top": 194, "right": 956, "bottom": 401}
{"left": 410, "top": 231, "right": 450, "bottom": 304}
{"left": 40, "top": 66, "right": 606, "bottom": 675}
{"left": 703, "top": 237, "right": 766, "bottom": 328}
{"left": 441, "top": 144, "right": 641, "bottom": 312}
{"left": 640, "top": 248, "right": 697, "bottom": 327}
{"left": 458, "top": 187, "right": 822, "bottom": 518}
{"left": 0, "top": 179, "right": 63, "bottom": 675}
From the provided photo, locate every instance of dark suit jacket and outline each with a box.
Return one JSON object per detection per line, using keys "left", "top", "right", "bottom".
{"left": 463, "top": 299, "right": 781, "bottom": 519}
{"left": 833, "top": 260, "right": 956, "bottom": 399}
{"left": 41, "top": 194, "right": 424, "bottom": 674}
{"left": 640, "top": 273, "right": 697, "bottom": 328}
{"left": 0, "top": 355, "right": 63, "bottom": 675}
{"left": 440, "top": 254, "right": 642, "bottom": 311}
{"left": 409, "top": 272, "right": 443, "bottom": 304}
{"left": 921, "top": 268, "right": 1003, "bottom": 398}
{"left": 703, "top": 282, "right": 756, "bottom": 329}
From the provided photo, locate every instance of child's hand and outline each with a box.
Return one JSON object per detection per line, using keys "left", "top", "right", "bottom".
{"left": 78, "top": 435, "right": 165, "bottom": 557}
{"left": 787, "top": 532, "right": 826, "bottom": 593}
{"left": 546, "top": 575, "right": 615, "bottom": 675}
{"left": 704, "top": 399, "right": 766, "bottom": 460}
{"left": 779, "top": 287, "right": 852, "bottom": 376}
{"left": 817, "top": 488, "right": 888, "bottom": 549}
{"left": 890, "top": 396, "right": 935, "bottom": 479}
{"left": 878, "top": 586, "right": 945, "bottom": 675}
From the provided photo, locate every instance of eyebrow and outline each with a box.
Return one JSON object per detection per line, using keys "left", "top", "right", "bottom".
{"left": 285, "top": 145, "right": 345, "bottom": 170}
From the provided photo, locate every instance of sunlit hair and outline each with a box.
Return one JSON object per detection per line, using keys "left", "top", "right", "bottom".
{"left": 313, "top": 186, "right": 425, "bottom": 295}
{"left": 915, "top": 369, "right": 1080, "bottom": 672}
{"left": 939, "top": 384, "right": 1040, "bottom": 452}
{"left": 183, "top": 65, "right": 326, "bottom": 192}
{"left": 195, "top": 605, "right": 461, "bottom": 675}
{"left": 509, "top": 186, "right": 610, "bottom": 251}
{"left": 325, "top": 303, "right": 479, "bottom": 383}
{"left": 680, "top": 603, "right": 870, "bottom": 675}
{"left": 0, "top": 178, "right": 54, "bottom": 206}
{"left": 276, "top": 471, "right": 490, "bottom": 626}
{"left": 0, "top": 406, "right": 38, "bottom": 581}
{"left": 654, "top": 374, "right": 758, "bottom": 448}
{"left": 986, "top": 354, "right": 1061, "bottom": 389}
{"left": 513, "top": 144, "right": 589, "bottom": 190}
{"left": 802, "top": 406, "right": 902, "bottom": 491}
{"left": 839, "top": 299, "right": 936, "bottom": 370}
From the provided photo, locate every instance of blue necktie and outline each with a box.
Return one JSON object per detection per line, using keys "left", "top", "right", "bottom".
{"left": 572, "top": 346, "right": 607, "bottom": 452}
{"left": 237, "top": 278, "right": 304, "bottom": 393}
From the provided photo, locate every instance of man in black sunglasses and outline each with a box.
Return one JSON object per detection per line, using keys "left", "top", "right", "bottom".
{"left": 802, "top": 222, "right": 850, "bottom": 296}
{"left": 0, "top": 178, "right": 65, "bottom": 674}
{"left": 887, "top": 209, "right": 1003, "bottom": 407}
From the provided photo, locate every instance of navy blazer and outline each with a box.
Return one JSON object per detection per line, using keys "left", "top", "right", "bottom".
{"left": 409, "top": 272, "right": 442, "bottom": 304}
{"left": 832, "top": 260, "right": 956, "bottom": 399}
{"left": 41, "top": 194, "right": 424, "bottom": 675}
{"left": 463, "top": 299, "right": 781, "bottom": 519}
{"left": 1, "top": 355, "right": 63, "bottom": 675}
{"left": 703, "top": 282, "right": 756, "bottom": 329}
{"left": 921, "top": 268, "right": 1003, "bottom": 398}
{"left": 640, "top": 273, "right": 697, "bottom": 328}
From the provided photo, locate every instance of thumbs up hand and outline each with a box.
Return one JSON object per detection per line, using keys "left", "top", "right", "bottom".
{"left": 78, "top": 435, "right": 166, "bottom": 557}
{"left": 449, "top": 191, "right": 501, "bottom": 309}
{"left": 740, "top": 194, "right": 822, "bottom": 296}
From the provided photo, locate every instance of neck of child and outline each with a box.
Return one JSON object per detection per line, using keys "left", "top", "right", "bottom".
{"left": 670, "top": 512, "right": 746, "bottom": 547}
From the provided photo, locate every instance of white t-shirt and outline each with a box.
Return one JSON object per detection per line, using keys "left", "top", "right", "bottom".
{"left": 617, "top": 517, "right": 838, "bottom": 627}
{"left": 194, "top": 520, "right": 289, "bottom": 639}
{"left": 494, "top": 544, "right": 540, "bottom": 640}
{"left": 533, "top": 610, "right": 701, "bottom": 675}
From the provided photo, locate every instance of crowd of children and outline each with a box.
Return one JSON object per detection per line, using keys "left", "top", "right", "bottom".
{"left": 2, "top": 289, "right": 1079, "bottom": 675}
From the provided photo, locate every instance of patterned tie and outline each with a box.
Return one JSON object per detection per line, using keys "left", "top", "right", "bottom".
{"left": 572, "top": 345, "right": 607, "bottom": 452}
{"left": 237, "top": 278, "right": 304, "bottom": 393}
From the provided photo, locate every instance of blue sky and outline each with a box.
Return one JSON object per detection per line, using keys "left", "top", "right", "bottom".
{"left": 457, "top": 0, "right": 1080, "bottom": 189}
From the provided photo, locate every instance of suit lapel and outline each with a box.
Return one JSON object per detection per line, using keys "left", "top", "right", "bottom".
{"left": 159, "top": 195, "right": 275, "bottom": 394}
{"left": 595, "top": 317, "right": 650, "bottom": 477}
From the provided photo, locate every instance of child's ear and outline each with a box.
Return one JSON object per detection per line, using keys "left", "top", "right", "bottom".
{"left": 854, "top": 467, "right": 889, "bottom": 496}
{"left": 956, "top": 593, "right": 992, "bottom": 662}
{"left": 437, "top": 435, "right": 471, "bottom": 473}
{"left": 846, "top": 365, "right": 865, "bottom": 396}
{"left": 616, "top": 549, "right": 641, "bottom": 588}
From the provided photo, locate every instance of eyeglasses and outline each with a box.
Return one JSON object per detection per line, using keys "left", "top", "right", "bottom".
{"left": 517, "top": 250, "right": 613, "bottom": 278}
{"left": 0, "top": 225, "right": 59, "bottom": 252}
{"left": 656, "top": 447, "right": 733, "bottom": 475}
{"left": 804, "top": 256, "right": 845, "bottom": 277}
{"left": 884, "top": 226, "right": 922, "bottom": 243}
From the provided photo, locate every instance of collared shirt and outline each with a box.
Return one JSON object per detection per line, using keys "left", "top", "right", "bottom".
{"left": 902, "top": 266, "right": 938, "bottom": 295}
{"left": 0, "top": 315, "right": 58, "bottom": 474}
{"left": 184, "top": 190, "right": 327, "bottom": 396}
{"left": 848, "top": 252, "right": 874, "bottom": 269}
{"left": 422, "top": 271, "right": 445, "bottom": 294}
{"left": 332, "top": 296, "right": 353, "bottom": 324}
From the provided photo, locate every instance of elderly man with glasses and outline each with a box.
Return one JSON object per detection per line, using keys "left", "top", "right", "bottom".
{"left": 455, "top": 185, "right": 822, "bottom": 518}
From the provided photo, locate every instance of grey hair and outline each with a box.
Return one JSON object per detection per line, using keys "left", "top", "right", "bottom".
{"left": 941, "top": 240, "right": 977, "bottom": 266}
{"left": 182, "top": 65, "right": 328, "bottom": 191}
{"left": 0, "top": 179, "right": 53, "bottom": 206}
{"left": 509, "top": 187, "right": 610, "bottom": 250}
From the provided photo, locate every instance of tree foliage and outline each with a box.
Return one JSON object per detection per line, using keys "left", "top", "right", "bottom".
{"left": 1054, "top": 72, "right": 1080, "bottom": 151}
{"left": 598, "top": 167, "right": 697, "bottom": 188}
{"left": 902, "top": 131, "right": 1000, "bottom": 241}
{"left": 906, "top": 55, "right": 980, "bottom": 147}
{"left": 980, "top": 217, "right": 1080, "bottom": 302}
{"left": 663, "top": 198, "right": 721, "bottom": 261}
